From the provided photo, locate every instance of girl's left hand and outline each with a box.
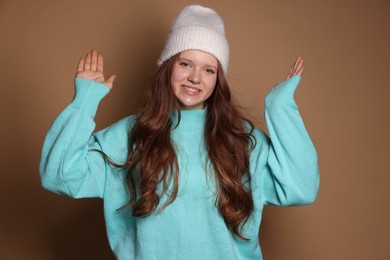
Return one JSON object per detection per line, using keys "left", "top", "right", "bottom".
{"left": 286, "top": 56, "right": 304, "bottom": 80}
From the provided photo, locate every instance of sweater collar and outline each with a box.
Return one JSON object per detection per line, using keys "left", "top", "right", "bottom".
{"left": 171, "top": 108, "right": 207, "bottom": 132}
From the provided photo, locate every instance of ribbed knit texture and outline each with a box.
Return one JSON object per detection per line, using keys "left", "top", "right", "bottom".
{"left": 158, "top": 5, "right": 229, "bottom": 74}
{"left": 39, "top": 75, "right": 319, "bottom": 259}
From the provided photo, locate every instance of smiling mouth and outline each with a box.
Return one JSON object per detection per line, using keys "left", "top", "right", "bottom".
{"left": 182, "top": 85, "right": 201, "bottom": 93}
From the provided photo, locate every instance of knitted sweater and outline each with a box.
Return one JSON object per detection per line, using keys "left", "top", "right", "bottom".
{"left": 39, "top": 75, "right": 319, "bottom": 260}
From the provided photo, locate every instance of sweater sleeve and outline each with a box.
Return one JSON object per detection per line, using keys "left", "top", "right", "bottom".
{"left": 39, "top": 78, "right": 127, "bottom": 199}
{"left": 251, "top": 75, "right": 320, "bottom": 206}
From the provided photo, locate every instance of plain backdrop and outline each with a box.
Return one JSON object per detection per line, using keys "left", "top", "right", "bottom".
{"left": 1, "top": 0, "right": 389, "bottom": 259}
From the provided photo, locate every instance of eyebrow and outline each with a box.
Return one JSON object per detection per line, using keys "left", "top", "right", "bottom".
{"left": 177, "top": 57, "right": 218, "bottom": 69}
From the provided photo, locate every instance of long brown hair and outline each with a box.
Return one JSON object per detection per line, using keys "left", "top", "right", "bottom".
{"left": 105, "top": 54, "right": 255, "bottom": 240}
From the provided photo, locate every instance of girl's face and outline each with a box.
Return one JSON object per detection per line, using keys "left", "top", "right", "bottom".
{"left": 171, "top": 50, "right": 218, "bottom": 110}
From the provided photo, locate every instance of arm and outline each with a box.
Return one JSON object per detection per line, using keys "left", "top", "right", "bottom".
{"left": 255, "top": 57, "right": 320, "bottom": 206}
{"left": 39, "top": 50, "right": 118, "bottom": 198}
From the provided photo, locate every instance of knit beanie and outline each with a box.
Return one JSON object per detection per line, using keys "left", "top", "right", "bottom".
{"left": 158, "top": 5, "right": 229, "bottom": 74}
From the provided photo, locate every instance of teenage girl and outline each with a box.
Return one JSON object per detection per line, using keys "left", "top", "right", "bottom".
{"left": 40, "top": 5, "right": 319, "bottom": 259}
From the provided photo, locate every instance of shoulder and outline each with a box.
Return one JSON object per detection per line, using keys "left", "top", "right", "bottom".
{"left": 242, "top": 121, "right": 270, "bottom": 152}
{"left": 96, "top": 115, "right": 137, "bottom": 136}
{"left": 92, "top": 115, "right": 138, "bottom": 164}
{"left": 110, "top": 115, "right": 137, "bottom": 131}
{"left": 251, "top": 127, "right": 270, "bottom": 152}
{"left": 93, "top": 115, "right": 138, "bottom": 146}
{"left": 251, "top": 127, "right": 268, "bottom": 142}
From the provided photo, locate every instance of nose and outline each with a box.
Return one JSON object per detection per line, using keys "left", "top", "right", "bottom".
{"left": 188, "top": 69, "right": 201, "bottom": 84}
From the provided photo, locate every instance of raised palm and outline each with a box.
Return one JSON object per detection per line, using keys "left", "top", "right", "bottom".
{"left": 286, "top": 56, "right": 304, "bottom": 80}
{"left": 75, "top": 49, "right": 116, "bottom": 89}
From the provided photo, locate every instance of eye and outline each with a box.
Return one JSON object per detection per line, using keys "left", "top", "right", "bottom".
{"left": 206, "top": 68, "right": 216, "bottom": 74}
{"left": 179, "top": 61, "right": 190, "bottom": 67}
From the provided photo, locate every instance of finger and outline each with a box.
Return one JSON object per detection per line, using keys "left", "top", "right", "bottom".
{"left": 97, "top": 53, "right": 104, "bottom": 73}
{"left": 84, "top": 53, "right": 91, "bottom": 70}
{"left": 291, "top": 57, "right": 303, "bottom": 76}
{"left": 291, "top": 58, "right": 300, "bottom": 76}
{"left": 286, "top": 65, "right": 294, "bottom": 80}
{"left": 297, "top": 56, "right": 304, "bottom": 66}
{"left": 91, "top": 50, "right": 98, "bottom": 71}
{"left": 77, "top": 58, "right": 85, "bottom": 72}
{"left": 104, "top": 75, "right": 117, "bottom": 90}
{"left": 293, "top": 57, "right": 304, "bottom": 76}
{"left": 296, "top": 66, "right": 304, "bottom": 76}
{"left": 106, "top": 74, "right": 117, "bottom": 84}
{"left": 287, "top": 60, "right": 296, "bottom": 79}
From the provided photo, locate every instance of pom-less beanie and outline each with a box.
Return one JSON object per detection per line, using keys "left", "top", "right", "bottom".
{"left": 158, "top": 5, "right": 230, "bottom": 74}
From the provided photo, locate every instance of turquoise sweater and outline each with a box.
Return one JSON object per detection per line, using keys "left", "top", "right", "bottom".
{"left": 39, "top": 75, "right": 319, "bottom": 259}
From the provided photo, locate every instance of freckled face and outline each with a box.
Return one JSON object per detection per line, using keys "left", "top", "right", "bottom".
{"left": 171, "top": 50, "right": 218, "bottom": 110}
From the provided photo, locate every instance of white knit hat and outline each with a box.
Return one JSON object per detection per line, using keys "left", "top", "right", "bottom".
{"left": 158, "top": 5, "right": 229, "bottom": 74}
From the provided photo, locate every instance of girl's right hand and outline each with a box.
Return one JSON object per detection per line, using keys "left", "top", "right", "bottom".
{"left": 75, "top": 49, "right": 116, "bottom": 90}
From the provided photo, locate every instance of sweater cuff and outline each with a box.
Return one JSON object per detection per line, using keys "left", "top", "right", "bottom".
{"left": 71, "top": 78, "right": 110, "bottom": 117}
{"left": 265, "top": 75, "right": 301, "bottom": 109}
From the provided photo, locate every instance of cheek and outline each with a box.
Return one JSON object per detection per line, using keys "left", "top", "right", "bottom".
{"left": 171, "top": 68, "right": 187, "bottom": 84}
{"left": 171, "top": 72, "right": 181, "bottom": 93}
{"left": 170, "top": 72, "right": 178, "bottom": 86}
{"left": 204, "top": 77, "right": 217, "bottom": 91}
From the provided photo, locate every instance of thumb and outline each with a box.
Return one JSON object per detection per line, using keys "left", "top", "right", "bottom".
{"left": 106, "top": 74, "right": 117, "bottom": 84}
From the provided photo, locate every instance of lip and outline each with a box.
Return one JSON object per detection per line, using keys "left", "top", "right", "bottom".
{"left": 181, "top": 85, "right": 202, "bottom": 95}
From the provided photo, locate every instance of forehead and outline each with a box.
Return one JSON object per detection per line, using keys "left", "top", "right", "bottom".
{"left": 178, "top": 50, "right": 218, "bottom": 67}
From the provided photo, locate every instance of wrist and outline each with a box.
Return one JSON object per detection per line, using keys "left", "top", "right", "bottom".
{"left": 71, "top": 78, "right": 110, "bottom": 117}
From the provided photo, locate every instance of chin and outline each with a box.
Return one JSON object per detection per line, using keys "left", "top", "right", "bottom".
{"left": 179, "top": 102, "right": 205, "bottom": 110}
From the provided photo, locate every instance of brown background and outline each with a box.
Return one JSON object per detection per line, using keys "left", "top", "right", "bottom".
{"left": 1, "top": 0, "right": 389, "bottom": 259}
